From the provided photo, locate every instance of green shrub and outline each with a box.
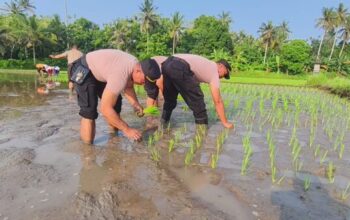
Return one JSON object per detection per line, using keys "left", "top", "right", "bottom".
{"left": 280, "top": 40, "right": 311, "bottom": 75}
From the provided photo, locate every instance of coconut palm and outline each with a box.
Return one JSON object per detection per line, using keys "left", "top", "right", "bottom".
{"left": 316, "top": 7, "right": 335, "bottom": 63}
{"left": 218, "top": 11, "right": 232, "bottom": 27}
{"left": 329, "top": 3, "right": 348, "bottom": 61}
{"left": 273, "top": 21, "right": 291, "bottom": 51}
{"left": 17, "top": 0, "right": 35, "bottom": 14}
{"left": 139, "top": 0, "right": 158, "bottom": 54}
{"left": 258, "top": 21, "right": 275, "bottom": 65}
{"left": 339, "top": 16, "right": 350, "bottom": 58}
{"left": 169, "top": 12, "right": 184, "bottom": 54}
{"left": 0, "top": 0, "right": 35, "bottom": 15}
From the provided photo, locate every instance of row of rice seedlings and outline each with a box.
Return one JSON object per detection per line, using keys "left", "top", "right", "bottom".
{"left": 241, "top": 134, "right": 253, "bottom": 175}
{"left": 168, "top": 130, "right": 183, "bottom": 153}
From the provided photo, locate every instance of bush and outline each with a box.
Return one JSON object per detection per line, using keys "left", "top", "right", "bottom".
{"left": 280, "top": 40, "right": 311, "bottom": 75}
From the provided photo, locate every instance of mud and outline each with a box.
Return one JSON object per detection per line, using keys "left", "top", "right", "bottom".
{"left": 0, "top": 74, "right": 350, "bottom": 220}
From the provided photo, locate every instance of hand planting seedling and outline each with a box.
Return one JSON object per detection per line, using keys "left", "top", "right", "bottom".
{"left": 143, "top": 106, "right": 160, "bottom": 116}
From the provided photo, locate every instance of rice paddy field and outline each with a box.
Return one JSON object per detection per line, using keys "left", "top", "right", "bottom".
{"left": 1, "top": 72, "right": 350, "bottom": 219}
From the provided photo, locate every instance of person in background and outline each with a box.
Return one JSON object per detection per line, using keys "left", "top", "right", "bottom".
{"left": 70, "top": 49, "right": 159, "bottom": 144}
{"left": 49, "top": 44, "right": 83, "bottom": 93}
{"left": 143, "top": 54, "right": 234, "bottom": 129}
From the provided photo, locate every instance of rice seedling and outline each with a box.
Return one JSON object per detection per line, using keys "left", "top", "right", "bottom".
{"left": 320, "top": 150, "right": 328, "bottom": 165}
{"left": 304, "top": 176, "right": 311, "bottom": 191}
{"left": 143, "top": 106, "right": 160, "bottom": 116}
{"left": 211, "top": 153, "right": 219, "bottom": 169}
{"left": 314, "top": 144, "right": 321, "bottom": 158}
{"left": 327, "top": 161, "right": 335, "bottom": 183}
{"left": 339, "top": 143, "right": 345, "bottom": 159}
{"left": 184, "top": 141, "right": 196, "bottom": 166}
{"left": 241, "top": 134, "right": 253, "bottom": 175}
{"left": 150, "top": 147, "right": 161, "bottom": 162}
{"left": 168, "top": 139, "right": 175, "bottom": 153}
{"left": 341, "top": 183, "right": 350, "bottom": 201}
{"left": 148, "top": 136, "right": 154, "bottom": 148}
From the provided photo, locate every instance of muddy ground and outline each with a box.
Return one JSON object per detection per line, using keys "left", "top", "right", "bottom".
{"left": 0, "top": 79, "right": 350, "bottom": 220}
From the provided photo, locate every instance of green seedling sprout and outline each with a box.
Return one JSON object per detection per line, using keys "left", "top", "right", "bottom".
{"left": 211, "top": 153, "right": 219, "bottom": 169}
{"left": 143, "top": 106, "right": 160, "bottom": 116}
{"left": 339, "top": 143, "right": 345, "bottom": 159}
{"left": 150, "top": 147, "right": 161, "bottom": 162}
{"left": 304, "top": 176, "right": 311, "bottom": 191}
{"left": 241, "top": 134, "right": 253, "bottom": 175}
{"left": 341, "top": 183, "right": 350, "bottom": 201}
{"left": 168, "top": 139, "right": 175, "bottom": 153}
{"left": 327, "top": 161, "right": 335, "bottom": 183}
{"left": 184, "top": 141, "right": 195, "bottom": 166}
{"left": 320, "top": 150, "right": 328, "bottom": 165}
{"left": 314, "top": 145, "right": 321, "bottom": 158}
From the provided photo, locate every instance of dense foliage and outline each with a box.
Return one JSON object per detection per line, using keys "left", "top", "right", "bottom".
{"left": 0, "top": 0, "right": 349, "bottom": 74}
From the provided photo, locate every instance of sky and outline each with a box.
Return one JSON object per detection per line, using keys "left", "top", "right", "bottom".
{"left": 1, "top": 0, "right": 349, "bottom": 40}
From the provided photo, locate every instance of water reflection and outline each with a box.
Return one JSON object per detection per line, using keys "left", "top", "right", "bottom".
{"left": 0, "top": 73, "right": 48, "bottom": 107}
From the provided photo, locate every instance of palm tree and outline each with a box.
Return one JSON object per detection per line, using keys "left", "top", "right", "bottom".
{"left": 316, "top": 7, "right": 334, "bottom": 63}
{"left": 17, "top": 0, "right": 35, "bottom": 14}
{"left": 170, "top": 12, "right": 184, "bottom": 54}
{"left": 139, "top": 0, "right": 158, "bottom": 54}
{"left": 0, "top": 0, "right": 22, "bottom": 14}
{"left": 0, "top": 27, "right": 8, "bottom": 55}
{"left": 218, "top": 11, "right": 232, "bottom": 27}
{"left": 0, "top": 0, "right": 35, "bottom": 15}
{"left": 329, "top": 3, "right": 348, "bottom": 61}
{"left": 339, "top": 15, "right": 350, "bottom": 58}
{"left": 258, "top": 21, "right": 275, "bottom": 65}
{"left": 273, "top": 21, "right": 291, "bottom": 51}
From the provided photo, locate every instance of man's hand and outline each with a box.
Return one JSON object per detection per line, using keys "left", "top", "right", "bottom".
{"left": 223, "top": 122, "right": 234, "bottom": 129}
{"left": 124, "top": 127, "right": 142, "bottom": 141}
{"left": 134, "top": 104, "right": 144, "bottom": 117}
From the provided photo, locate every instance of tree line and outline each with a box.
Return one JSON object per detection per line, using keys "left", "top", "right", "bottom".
{"left": 0, "top": 0, "right": 349, "bottom": 74}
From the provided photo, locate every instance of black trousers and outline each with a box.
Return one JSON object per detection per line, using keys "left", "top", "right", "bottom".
{"left": 161, "top": 56, "right": 208, "bottom": 124}
{"left": 75, "top": 72, "right": 122, "bottom": 120}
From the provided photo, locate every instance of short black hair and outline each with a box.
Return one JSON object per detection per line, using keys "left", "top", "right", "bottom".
{"left": 140, "top": 59, "right": 161, "bottom": 82}
{"left": 217, "top": 59, "right": 231, "bottom": 79}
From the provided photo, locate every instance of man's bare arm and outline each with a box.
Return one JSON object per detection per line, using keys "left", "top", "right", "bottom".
{"left": 210, "top": 84, "right": 234, "bottom": 129}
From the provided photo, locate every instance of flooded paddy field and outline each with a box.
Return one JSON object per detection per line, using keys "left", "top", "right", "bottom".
{"left": 0, "top": 73, "right": 350, "bottom": 220}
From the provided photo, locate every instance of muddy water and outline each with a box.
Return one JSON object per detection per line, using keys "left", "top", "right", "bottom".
{"left": 0, "top": 74, "right": 349, "bottom": 220}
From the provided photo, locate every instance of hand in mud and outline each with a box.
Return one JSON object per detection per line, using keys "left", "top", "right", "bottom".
{"left": 124, "top": 127, "right": 142, "bottom": 141}
{"left": 223, "top": 122, "right": 234, "bottom": 129}
{"left": 134, "top": 105, "right": 144, "bottom": 117}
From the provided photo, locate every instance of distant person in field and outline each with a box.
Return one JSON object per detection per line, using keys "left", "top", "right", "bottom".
{"left": 142, "top": 54, "right": 234, "bottom": 129}
{"left": 70, "top": 49, "right": 158, "bottom": 144}
{"left": 49, "top": 44, "right": 83, "bottom": 93}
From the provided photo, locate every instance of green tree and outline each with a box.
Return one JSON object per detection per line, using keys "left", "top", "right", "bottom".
{"left": 339, "top": 16, "right": 350, "bottom": 58}
{"left": 329, "top": 3, "right": 348, "bottom": 61}
{"left": 0, "top": 0, "right": 35, "bottom": 15}
{"left": 139, "top": 0, "right": 158, "bottom": 55}
{"left": 316, "top": 7, "right": 335, "bottom": 62}
{"left": 280, "top": 40, "right": 311, "bottom": 74}
{"left": 218, "top": 11, "right": 232, "bottom": 28}
{"left": 189, "top": 15, "right": 232, "bottom": 57}
{"left": 169, "top": 12, "right": 184, "bottom": 54}
{"left": 258, "top": 21, "right": 275, "bottom": 65}
{"left": 110, "top": 17, "right": 141, "bottom": 53}
{"left": 68, "top": 18, "right": 100, "bottom": 52}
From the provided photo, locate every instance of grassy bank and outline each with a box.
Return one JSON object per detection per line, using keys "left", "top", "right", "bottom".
{"left": 1, "top": 68, "right": 350, "bottom": 98}
{"left": 0, "top": 69, "right": 69, "bottom": 83}
{"left": 307, "top": 73, "right": 350, "bottom": 97}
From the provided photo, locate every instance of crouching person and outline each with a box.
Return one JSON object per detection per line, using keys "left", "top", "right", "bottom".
{"left": 159, "top": 54, "right": 234, "bottom": 129}
{"left": 71, "top": 49, "right": 152, "bottom": 144}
